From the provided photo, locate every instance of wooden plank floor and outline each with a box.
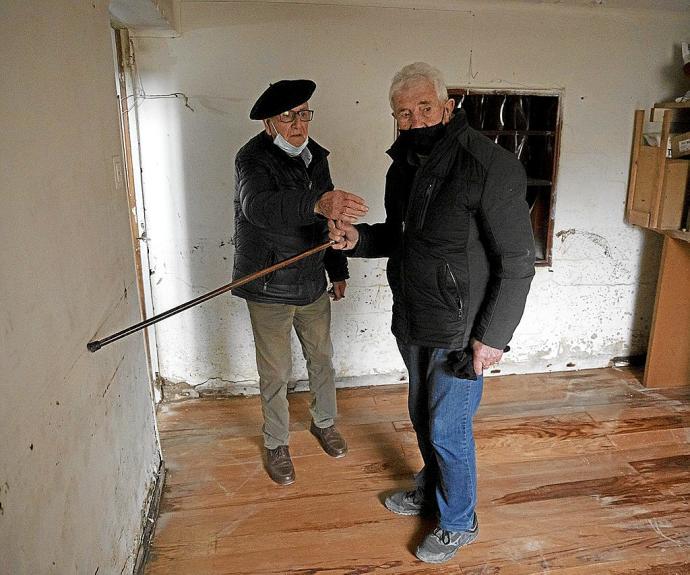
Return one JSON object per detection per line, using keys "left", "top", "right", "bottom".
{"left": 144, "top": 368, "right": 690, "bottom": 575}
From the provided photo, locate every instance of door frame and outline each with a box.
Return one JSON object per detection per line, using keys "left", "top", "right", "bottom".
{"left": 112, "top": 27, "right": 162, "bottom": 401}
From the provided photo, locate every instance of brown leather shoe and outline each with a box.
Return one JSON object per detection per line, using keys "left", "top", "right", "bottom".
{"left": 310, "top": 422, "right": 348, "bottom": 458}
{"left": 265, "top": 445, "right": 295, "bottom": 485}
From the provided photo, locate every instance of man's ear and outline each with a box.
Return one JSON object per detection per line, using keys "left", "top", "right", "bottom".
{"left": 444, "top": 98, "right": 456, "bottom": 122}
{"left": 263, "top": 120, "right": 272, "bottom": 136}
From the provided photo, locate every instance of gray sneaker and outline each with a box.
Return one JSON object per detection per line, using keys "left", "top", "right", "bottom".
{"left": 384, "top": 489, "right": 435, "bottom": 516}
{"left": 415, "top": 515, "right": 479, "bottom": 564}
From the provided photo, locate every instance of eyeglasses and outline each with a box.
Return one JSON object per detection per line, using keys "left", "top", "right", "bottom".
{"left": 276, "top": 109, "right": 315, "bottom": 123}
{"left": 392, "top": 104, "right": 442, "bottom": 125}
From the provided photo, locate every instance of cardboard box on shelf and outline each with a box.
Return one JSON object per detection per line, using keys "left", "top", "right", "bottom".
{"left": 670, "top": 131, "right": 690, "bottom": 158}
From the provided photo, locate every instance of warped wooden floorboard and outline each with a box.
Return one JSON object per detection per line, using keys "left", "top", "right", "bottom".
{"left": 144, "top": 368, "right": 690, "bottom": 575}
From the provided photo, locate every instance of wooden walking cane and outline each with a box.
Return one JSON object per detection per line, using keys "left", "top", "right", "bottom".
{"left": 87, "top": 240, "right": 335, "bottom": 353}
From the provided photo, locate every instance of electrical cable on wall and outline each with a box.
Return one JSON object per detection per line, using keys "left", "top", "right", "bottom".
{"left": 123, "top": 39, "right": 194, "bottom": 113}
{"left": 124, "top": 92, "right": 195, "bottom": 113}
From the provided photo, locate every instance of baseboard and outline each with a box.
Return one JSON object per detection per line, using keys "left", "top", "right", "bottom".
{"left": 134, "top": 459, "right": 166, "bottom": 575}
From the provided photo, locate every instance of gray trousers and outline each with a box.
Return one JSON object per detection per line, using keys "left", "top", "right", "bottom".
{"left": 246, "top": 293, "right": 337, "bottom": 449}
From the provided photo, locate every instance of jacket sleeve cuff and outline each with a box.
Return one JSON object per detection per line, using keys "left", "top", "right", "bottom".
{"left": 346, "top": 224, "right": 369, "bottom": 258}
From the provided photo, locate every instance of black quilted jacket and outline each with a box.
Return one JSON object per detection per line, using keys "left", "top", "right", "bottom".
{"left": 351, "top": 110, "right": 535, "bottom": 349}
{"left": 232, "top": 131, "right": 348, "bottom": 305}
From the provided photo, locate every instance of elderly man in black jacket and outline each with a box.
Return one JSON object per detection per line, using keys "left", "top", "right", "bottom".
{"left": 329, "top": 62, "right": 535, "bottom": 563}
{"left": 233, "top": 79, "right": 367, "bottom": 485}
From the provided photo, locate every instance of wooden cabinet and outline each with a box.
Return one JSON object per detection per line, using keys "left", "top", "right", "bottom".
{"left": 626, "top": 104, "right": 690, "bottom": 235}
{"left": 644, "top": 236, "right": 690, "bottom": 388}
{"left": 626, "top": 103, "right": 690, "bottom": 388}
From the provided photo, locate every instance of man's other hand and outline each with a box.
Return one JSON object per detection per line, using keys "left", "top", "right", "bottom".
{"left": 329, "top": 280, "right": 347, "bottom": 301}
{"left": 328, "top": 219, "right": 359, "bottom": 250}
{"left": 471, "top": 338, "right": 504, "bottom": 376}
{"left": 315, "top": 190, "right": 368, "bottom": 223}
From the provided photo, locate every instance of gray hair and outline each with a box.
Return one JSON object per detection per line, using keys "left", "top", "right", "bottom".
{"left": 389, "top": 62, "right": 448, "bottom": 108}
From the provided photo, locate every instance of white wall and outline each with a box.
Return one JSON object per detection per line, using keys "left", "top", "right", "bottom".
{"left": 0, "top": 2, "right": 160, "bottom": 573}
{"left": 131, "top": 0, "right": 689, "bottom": 392}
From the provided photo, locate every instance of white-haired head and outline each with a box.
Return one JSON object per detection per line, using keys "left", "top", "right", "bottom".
{"left": 389, "top": 62, "right": 448, "bottom": 109}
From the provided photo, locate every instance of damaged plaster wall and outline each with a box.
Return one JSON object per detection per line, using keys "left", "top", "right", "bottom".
{"left": 131, "top": 0, "right": 689, "bottom": 393}
{"left": 0, "top": 2, "right": 160, "bottom": 573}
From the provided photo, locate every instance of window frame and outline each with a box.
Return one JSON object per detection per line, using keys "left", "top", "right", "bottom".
{"left": 448, "top": 87, "right": 562, "bottom": 267}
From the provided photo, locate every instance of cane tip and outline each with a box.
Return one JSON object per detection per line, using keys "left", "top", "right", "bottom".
{"left": 87, "top": 340, "right": 102, "bottom": 353}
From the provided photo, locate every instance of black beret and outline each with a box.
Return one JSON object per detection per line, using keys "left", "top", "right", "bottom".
{"left": 249, "top": 79, "right": 316, "bottom": 120}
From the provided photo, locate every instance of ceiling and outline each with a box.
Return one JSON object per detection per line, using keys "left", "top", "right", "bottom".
{"left": 180, "top": 0, "right": 690, "bottom": 11}
{"left": 109, "top": 0, "right": 690, "bottom": 33}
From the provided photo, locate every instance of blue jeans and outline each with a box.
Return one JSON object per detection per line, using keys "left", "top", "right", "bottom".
{"left": 397, "top": 341, "right": 483, "bottom": 532}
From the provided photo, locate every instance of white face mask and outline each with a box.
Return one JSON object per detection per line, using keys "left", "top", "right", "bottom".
{"left": 269, "top": 120, "right": 309, "bottom": 157}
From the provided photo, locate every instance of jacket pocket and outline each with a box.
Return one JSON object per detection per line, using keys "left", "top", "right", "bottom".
{"left": 415, "top": 181, "right": 436, "bottom": 230}
{"left": 438, "top": 262, "right": 463, "bottom": 319}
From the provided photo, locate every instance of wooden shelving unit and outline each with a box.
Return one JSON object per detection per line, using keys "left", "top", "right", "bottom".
{"left": 626, "top": 104, "right": 690, "bottom": 231}
{"left": 626, "top": 102, "right": 690, "bottom": 388}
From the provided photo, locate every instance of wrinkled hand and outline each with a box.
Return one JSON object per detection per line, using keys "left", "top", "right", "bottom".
{"left": 328, "top": 219, "right": 360, "bottom": 250}
{"left": 471, "top": 338, "right": 504, "bottom": 375}
{"left": 315, "top": 189, "right": 368, "bottom": 223}
{"left": 329, "top": 280, "right": 347, "bottom": 301}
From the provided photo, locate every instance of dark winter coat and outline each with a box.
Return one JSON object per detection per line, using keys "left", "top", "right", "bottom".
{"left": 232, "top": 132, "right": 348, "bottom": 305}
{"left": 351, "top": 110, "right": 535, "bottom": 349}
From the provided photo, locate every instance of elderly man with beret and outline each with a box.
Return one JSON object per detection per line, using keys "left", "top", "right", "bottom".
{"left": 232, "top": 79, "right": 368, "bottom": 485}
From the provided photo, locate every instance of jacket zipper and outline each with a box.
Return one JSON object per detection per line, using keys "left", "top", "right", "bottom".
{"left": 445, "top": 262, "right": 463, "bottom": 319}
{"left": 263, "top": 250, "right": 276, "bottom": 291}
{"left": 400, "top": 218, "right": 410, "bottom": 340}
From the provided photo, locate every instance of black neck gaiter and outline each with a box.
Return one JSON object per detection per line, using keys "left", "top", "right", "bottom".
{"left": 398, "top": 122, "right": 446, "bottom": 155}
